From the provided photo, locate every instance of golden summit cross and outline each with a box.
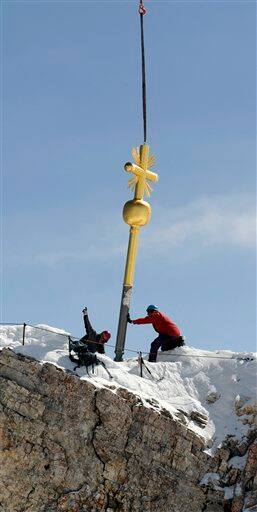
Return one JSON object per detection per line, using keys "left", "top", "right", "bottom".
{"left": 125, "top": 146, "right": 158, "bottom": 199}
{"left": 115, "top": 143, "right": 159, "bottom": 361}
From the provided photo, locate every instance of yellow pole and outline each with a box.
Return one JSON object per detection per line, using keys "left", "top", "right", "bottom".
{"left": 124, "top": 227, "right": 140, "bottom": 286}
{"left": 115, "top": 143, "right": 158, "bottom": 362}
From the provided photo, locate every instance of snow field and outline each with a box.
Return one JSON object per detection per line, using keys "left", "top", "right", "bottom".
{"left": 0, "top": 324, "right": 256, "bottom": 452}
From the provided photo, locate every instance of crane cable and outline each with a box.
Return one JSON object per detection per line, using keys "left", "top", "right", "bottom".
{"left": 139, "top": 0, "right": 147, "bottom": 143}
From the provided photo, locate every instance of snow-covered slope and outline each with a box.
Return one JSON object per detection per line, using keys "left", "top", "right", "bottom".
{"left": 0, "top": 324, "right": 256, "bottom": 453}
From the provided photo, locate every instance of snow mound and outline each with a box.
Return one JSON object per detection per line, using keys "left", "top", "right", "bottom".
{"left": 0, "top": 324, "right": 256, "bottom": 452}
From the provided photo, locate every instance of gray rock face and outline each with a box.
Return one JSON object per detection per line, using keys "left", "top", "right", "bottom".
{"left": 0, "top": 348, "right": 256, "bottom": 512}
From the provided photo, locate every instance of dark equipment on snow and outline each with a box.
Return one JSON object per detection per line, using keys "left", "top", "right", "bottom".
{"left": 68, "top": 337, "right": 113, "bottom": 378}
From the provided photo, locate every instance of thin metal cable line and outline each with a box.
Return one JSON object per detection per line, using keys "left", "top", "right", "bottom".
{"left": 0, "top": 322, "right": 255, "bottom": 361}
{"left": 139, "top": 0, "right": 147, "bottom": 143}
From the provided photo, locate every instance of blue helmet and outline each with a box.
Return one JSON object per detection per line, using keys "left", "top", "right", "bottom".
{"left": 146, "top": 304, "right": 158, "bottom": 313}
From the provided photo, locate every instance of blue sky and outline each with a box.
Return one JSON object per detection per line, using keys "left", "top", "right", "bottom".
{"left": 2, "top": 0, "right": 256, "bottom": 357}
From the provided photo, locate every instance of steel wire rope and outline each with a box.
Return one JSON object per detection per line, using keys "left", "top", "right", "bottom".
{"left": 0, "top": 322, "right": 24, "bottom": 326}
{"left": 26, "top": 324, "right": 138, "bottom": 352}
{"left": 142, "top": 351, "right": 255, "bottom": 361}
{"left": 0, "top": 323, "right": 255, "bottom": 360}
{"left": 0, "top": 322, "right": 139, "bottom": 354}
{"left": 139, "top": 0, "right": 147, "bottom": 142}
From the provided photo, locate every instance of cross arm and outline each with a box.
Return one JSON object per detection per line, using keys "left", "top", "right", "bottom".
{"left": 124, "top": 162, "right": 158, "bottom": 183}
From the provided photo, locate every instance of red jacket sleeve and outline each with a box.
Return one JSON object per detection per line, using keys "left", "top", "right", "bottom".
{"left": 133, "top": 316, "right": 153, "bottom": 325}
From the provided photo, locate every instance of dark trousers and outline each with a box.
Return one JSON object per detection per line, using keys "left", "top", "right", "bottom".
{"left": 80, "top": 314, "right": 105, "bottom": 354}
{"left": 148, "top": 334, "right": 183, "bottom": 362}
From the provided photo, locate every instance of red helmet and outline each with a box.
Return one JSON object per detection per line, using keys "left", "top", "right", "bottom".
{"left": 101, "top": 330, "right": 111, "bottom": 343}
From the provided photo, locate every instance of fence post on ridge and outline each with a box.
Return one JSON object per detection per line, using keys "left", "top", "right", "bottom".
{"left": 22, "top": 323, "right": 26, "bottom": 346}
{"left": 138, "top": 351, "right": 143, "bottom": 378}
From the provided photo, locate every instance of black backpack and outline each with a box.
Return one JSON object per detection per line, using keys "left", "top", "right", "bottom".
{"left": 68, "top": 337, "right": 99, "bottom": 372}
{"left": 68, "top": 337, "right": 112, "bottom": 378}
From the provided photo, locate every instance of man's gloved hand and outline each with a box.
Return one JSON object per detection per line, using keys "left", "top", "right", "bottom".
{"left": 82, "top": 307, "right": 88, "bottom": 315}
{"left": 127, "top": 313, "right": 132, "bottom": 324}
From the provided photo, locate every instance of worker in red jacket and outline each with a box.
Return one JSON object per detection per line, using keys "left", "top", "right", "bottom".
{"left": 127, "top": 305, "right": 184, "bottom": 362}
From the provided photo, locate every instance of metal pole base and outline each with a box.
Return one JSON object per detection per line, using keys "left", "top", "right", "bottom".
{"left": 114, "top": 285, "right": 132, "bottom": 362}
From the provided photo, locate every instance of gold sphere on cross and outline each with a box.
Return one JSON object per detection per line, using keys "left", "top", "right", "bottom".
{"left": 123, "top": 199, "right": 151, "bottom": 227}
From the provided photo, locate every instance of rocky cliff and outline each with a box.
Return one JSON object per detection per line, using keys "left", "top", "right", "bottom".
{"left": 0, "top": 348, "right": 256, "bottom": 512}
